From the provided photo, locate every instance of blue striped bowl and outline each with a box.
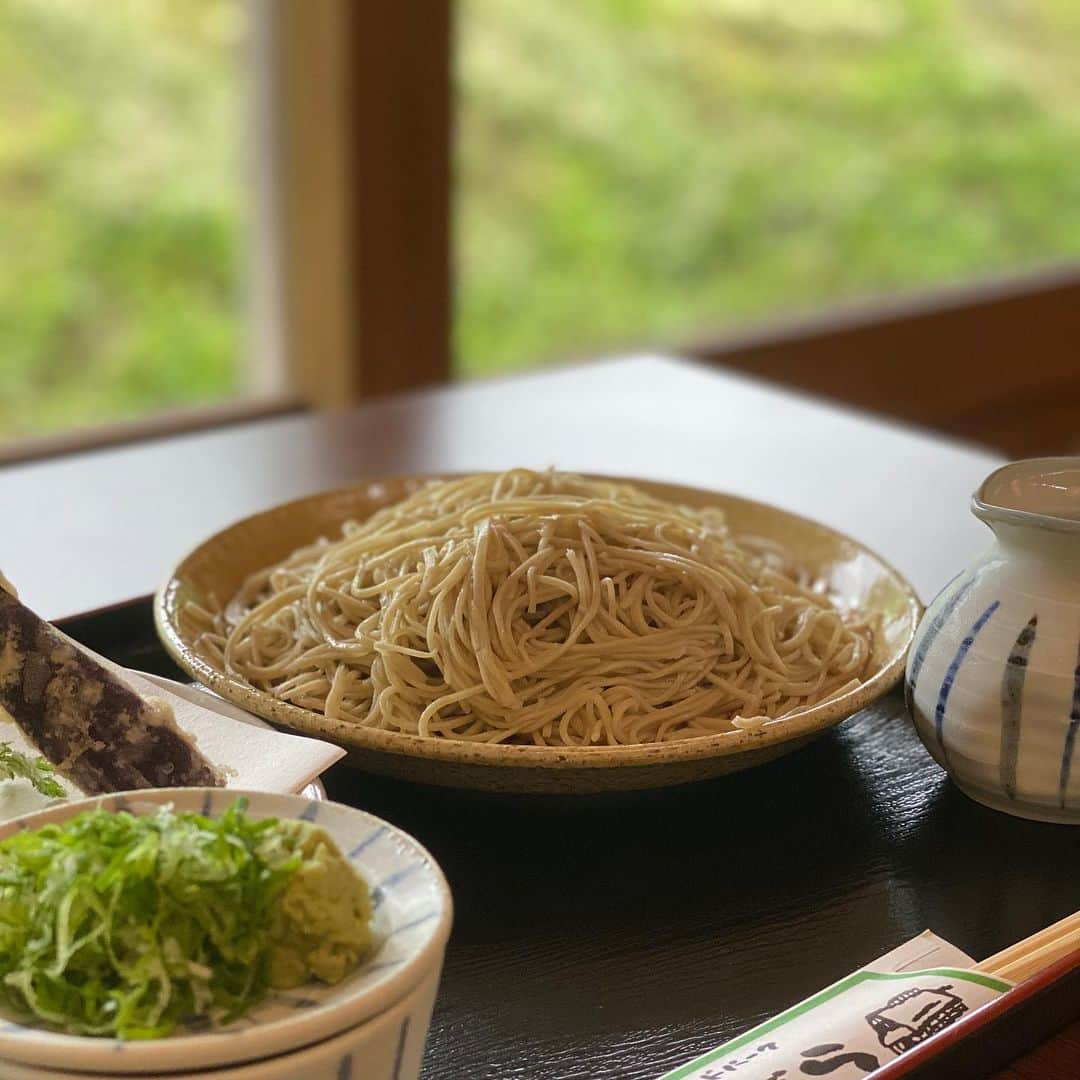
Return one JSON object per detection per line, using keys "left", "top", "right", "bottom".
{"left": 1, "top": 966, "right": 442, "bottom": 1080}
{"left": 906, "top": 457, "right": 1080, "bottom": 824}
{"left": 0, "top": 789, "right": 453, "bottom": 1075}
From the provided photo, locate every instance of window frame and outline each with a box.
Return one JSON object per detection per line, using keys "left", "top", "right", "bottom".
{"left": 270, "top": 0, "right": 452, "bottom": 406}
{"left": 5, "top": 0, "right": 1078, "bottom": 462}
{"left": 686, "top": 262, "right": 1080, "bottom": 458}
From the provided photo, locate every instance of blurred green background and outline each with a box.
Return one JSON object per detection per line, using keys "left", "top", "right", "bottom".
{"left": 0, "top": 0, "right": 243, "bottom": 440}
{"left": 456, "top": 0, "right": 1080, "bottom": 375}
{"left": 2, "top": 0, "right": 1079, "bottom": 439}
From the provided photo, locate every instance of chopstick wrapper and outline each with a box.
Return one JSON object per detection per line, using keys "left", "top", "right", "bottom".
{"left": 660, "top": 932, "right": 1013, "bottom": 1079}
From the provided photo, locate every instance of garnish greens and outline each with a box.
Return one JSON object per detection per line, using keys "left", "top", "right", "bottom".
{"left": 0, "top": 800, "right": 307, "bottom": 1038}
{"left": 0, "top": 743, "right": 64, "bottom": 799}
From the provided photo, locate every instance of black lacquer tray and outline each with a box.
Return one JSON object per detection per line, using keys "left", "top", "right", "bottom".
{"left": 58, "top": 601, "right": 1080, "bottom": 1079}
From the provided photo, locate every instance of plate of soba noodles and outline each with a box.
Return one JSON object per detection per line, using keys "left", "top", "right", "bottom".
{"left": 154, "top": 469, "right": 920, "bottom": 793}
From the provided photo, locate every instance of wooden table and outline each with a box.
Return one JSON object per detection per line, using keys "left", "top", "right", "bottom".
{"left": 7, "top": 356, "right": 1079, "bottom": 1077}
{"left": 4, "top": 355, "right": 999, "bottom": 619}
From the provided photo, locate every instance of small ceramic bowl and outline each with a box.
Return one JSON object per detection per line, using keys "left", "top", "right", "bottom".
{"left": 0, "top": 789, "right": 453, "bottom": 1074}
{"left": 0, "top": 966, "right": 442, "bottom": 1080}
{"left": 907, "top": 457, "right": 1080, "bottom": 823}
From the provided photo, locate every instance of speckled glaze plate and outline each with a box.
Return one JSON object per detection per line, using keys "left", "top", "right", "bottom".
{"left": 0, "top": 789, "right": 452, "bottom": 1074}
{"left": 155, "top": 475, "right": 922, "bottom": 794}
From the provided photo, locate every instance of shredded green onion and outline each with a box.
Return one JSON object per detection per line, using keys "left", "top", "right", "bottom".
{"left": 0, "top": 799, "right": 305, "bottom": 1038}
{"left": 0, "top": 743, "right": 65, "bottom": 799}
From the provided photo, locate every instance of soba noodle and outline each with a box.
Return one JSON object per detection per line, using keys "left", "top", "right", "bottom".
{"left": 184, "top": 470, "right": 875, "bottom": 746}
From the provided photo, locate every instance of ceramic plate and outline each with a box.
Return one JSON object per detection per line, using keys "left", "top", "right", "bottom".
{"left": 155, "top": 475, "right": 922, "bottom": 794}
{"left": 0, "top": 789, "right": 453, "bottom": 1074}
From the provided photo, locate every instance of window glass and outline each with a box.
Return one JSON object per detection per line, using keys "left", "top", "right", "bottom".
{"left": 0, "top": 0, "right": 246, "bottom": 442}
{"left": 456, "top": 0, "right": 1080, "bottom": 377}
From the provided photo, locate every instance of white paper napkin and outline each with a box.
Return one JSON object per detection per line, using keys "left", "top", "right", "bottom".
{"left": 124, "top": 667, "right": 346, "bottom": 794}
{"left": 0, "top": 658, "right": 345, "bottom": 818}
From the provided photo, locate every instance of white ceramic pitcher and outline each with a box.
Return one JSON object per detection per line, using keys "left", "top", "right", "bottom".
{"left": 906, "top": 457, "right": 1080, "bottom": 823}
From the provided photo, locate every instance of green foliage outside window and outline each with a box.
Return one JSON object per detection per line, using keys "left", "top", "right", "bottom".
{"left": 456, "top": 0, "right": 1080, "bottom": 375}
{"left": 0, "top": 0, "right": 242, "bottom": 439}
{"left": 1, "top": 0, "right": 1079, "bottom": 438}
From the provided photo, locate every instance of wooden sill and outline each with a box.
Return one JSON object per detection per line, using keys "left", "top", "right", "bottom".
{"left": 5, "top": 262, "right": 1077, "bottom": 467}
{"left": 0, "top": 396, "right": 304, "bottom": 468}
{"left": 684, "top": 261, "right": 1080, "bottom": 459}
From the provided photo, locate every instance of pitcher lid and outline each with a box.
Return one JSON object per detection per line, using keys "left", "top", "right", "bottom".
{"left": 973, "top": 456, "right": 1080, "bottom": 533}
